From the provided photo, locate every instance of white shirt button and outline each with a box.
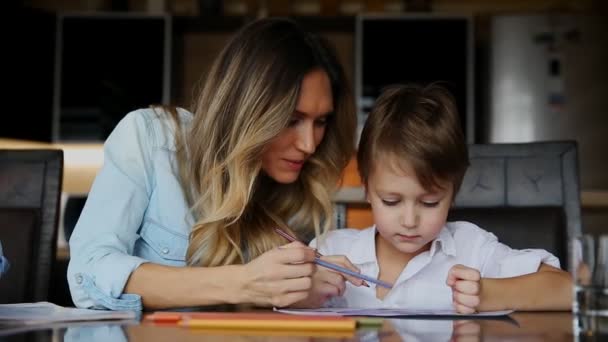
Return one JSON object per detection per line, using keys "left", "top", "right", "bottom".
{"left": 75, "top": 274, "right": 83, "bottom": 285}
{"left": 161, "top": 247, "right": 169, "bottom": 254}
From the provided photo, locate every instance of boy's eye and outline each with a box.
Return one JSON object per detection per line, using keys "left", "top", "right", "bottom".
{"left": 421, "top": 201, "right": 439, "bottom": 208}
{"left": 381, "top": 199, "right": 399, "bottom": 206}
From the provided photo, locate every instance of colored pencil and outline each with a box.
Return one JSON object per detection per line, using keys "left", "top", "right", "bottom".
{"left": 274, "top": 227, "right": 393, "bottom": 289}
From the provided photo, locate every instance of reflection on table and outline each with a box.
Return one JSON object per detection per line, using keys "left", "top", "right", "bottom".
{"left": 1, "top": 312, "right": 587, "bottom": 342}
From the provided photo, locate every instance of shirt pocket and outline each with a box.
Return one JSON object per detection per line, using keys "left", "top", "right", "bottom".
{"left": 138, "top": 220, "right": 188, "bottom": 265}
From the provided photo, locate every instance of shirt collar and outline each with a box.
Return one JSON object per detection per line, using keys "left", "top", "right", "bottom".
{"left": 429, "top": 226, "right": 457, "bottom": 257}
{"left": 347, "top": 225, "right": 457, "bottom": 264}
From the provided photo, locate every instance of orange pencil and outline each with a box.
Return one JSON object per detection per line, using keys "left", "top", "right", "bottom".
{"left": 179, "top": 318, "right": 356, "bottom": 331}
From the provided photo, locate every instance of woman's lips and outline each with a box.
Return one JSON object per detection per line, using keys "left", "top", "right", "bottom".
{"left": 284, "top": 159, "right": 304, "bottom": 171}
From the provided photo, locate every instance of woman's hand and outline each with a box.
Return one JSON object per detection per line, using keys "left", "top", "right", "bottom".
{"left": 237, "top": 241, "right": 317, "bottom": 307}
{"left": 291, "top": 255, "right": 367, "bottom": 308}
{"left": 447, "top": 264, "right": 482, "bottom": 314}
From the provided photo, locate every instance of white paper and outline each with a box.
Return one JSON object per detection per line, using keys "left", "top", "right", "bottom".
{"left": 276, "top": 307, "right": 514, "bottom": 317}
{"left": 0, "top": 302, "right": 137, "bottom": 325}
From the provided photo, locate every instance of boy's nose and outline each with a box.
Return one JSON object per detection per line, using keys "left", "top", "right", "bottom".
{"left": 400, "top": 204, "right": 418, "bottom": 228}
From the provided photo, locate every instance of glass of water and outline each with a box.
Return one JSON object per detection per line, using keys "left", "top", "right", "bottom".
{"left": 571, "top": 234, "right": 608, "bottom": 316}
{"left": 571, "top": 234, "right": 608, "bottom": 339}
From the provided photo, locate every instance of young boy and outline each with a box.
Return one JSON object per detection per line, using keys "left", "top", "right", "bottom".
{"left": 312, "top": 84, "right": 572, "bottom": 313}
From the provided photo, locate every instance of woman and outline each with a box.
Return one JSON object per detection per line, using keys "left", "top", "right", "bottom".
{"left": 67, "top": 18, "right": 361, "bottom": 310}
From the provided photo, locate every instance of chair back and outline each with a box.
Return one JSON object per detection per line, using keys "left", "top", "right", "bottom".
{"left": 0, "top": 149, "right": 63, "bottom": 303}
{"left": 449, "top": 141, "right": 581, "bottom": 268}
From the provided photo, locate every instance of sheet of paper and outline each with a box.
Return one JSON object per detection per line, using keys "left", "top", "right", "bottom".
{"left": 0, "top": 302, "right": 138, "bottom": 325}
{"left": 276, "top": 307, "right": 514, "bottom": 317}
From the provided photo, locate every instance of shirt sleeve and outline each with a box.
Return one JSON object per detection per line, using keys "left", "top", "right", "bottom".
{"left": 67, "top": 110, "right": 156, "bottom": 310}
{"left": 479, "top": 233, "right": 561, "bottom": 278}
{"left": 0, "top": 241, "right": 9, "bottom": 278}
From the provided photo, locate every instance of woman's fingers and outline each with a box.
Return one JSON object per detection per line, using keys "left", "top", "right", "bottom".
{"left": 268, "top": 277, "right": 314, "bottom": 307}
{"left": 274, "top": 245, "right": 316, "bottom": 264}
{"left": 315, "top": 268, "right": 346, "bottom": 296}
{"left": 319, "top": 255, "right": 366, "bottom": 287}
{"left": 271, "top": 290, "right": 310, "bottom": 308}
{"left": 274, "top": 262, "right": 316, "bottom": 279}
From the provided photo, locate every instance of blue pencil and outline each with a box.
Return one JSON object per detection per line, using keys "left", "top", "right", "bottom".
{"left": 314, "top": 258, "right": 393, "bottom": 289}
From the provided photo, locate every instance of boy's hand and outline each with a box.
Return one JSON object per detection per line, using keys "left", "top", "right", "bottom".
{"left": 446, "top": 264, "right": 481, "bottom": 314}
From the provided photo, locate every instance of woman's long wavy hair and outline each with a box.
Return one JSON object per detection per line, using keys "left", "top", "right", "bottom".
{"left": 167, "top": 18, "right": 356, "bottom": 266}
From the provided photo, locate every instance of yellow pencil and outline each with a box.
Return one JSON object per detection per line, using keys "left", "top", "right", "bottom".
{"left": 180, "top": 318, "right": 356, "bottom": 331}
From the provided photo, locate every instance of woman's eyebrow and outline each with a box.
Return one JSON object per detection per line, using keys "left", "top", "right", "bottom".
{"left": 293, "top": 109, "right": 334, "bottom": 118}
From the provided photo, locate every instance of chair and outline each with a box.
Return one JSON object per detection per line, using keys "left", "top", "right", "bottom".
{"left": 448, "top": 141, "right": 581, "bottom": 269}
{"left": 0, "top": 149, "right": 63, "bottom": 303}
{"left": 333, "top": 141, "right": 581, "bottom": 269}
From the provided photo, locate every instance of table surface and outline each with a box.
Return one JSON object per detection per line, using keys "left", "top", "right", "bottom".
{"left": 2, "top": 311, "right": 603, "bottom": 342}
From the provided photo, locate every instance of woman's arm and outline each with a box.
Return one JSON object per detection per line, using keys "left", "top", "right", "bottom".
{"left": 124, "top": 263, "right": 242, "bottom": 309}
{"left": 125, "top": 243, "right": 317, "bottom": 309}
{"left": 479, "top": 263, "right": 573, "bottom": 311}
{"left": 68, "top": 111, "right": 158, "bottom": 310}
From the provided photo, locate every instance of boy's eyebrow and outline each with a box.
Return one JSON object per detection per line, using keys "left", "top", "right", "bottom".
{"left": 375, "top": 189, "right": 446, "bottom": 197}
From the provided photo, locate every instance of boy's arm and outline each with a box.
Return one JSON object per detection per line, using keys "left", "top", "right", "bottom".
{"left": 479, "top": 263, "right": 573, "bottom": 311}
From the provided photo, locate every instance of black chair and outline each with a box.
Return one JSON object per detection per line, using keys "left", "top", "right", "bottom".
{"left": 0, "top": 149, "right": 63, "bottom": 303}
{"left": 448, "top": 141, "right": 581, "bottom": 269}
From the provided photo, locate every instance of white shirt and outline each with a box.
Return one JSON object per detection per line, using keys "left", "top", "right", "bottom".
{"left": 310, "top": 221, "right": 560, "bottom": 309}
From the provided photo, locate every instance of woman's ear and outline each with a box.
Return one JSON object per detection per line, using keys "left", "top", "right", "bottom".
{"left": 365, "top": 186, "right": 370, "bottom": 203}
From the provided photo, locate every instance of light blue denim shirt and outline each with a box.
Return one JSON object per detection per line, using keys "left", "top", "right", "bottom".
{"left": 67, "top": 108, "right": 195, "bottom": 310}
{"left": 0, "top": 240, "right": 9, "bottom": 279}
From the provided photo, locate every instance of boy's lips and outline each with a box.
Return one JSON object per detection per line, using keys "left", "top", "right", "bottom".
{"left": 396, "top": 233, "right": 420, "bottom": 241}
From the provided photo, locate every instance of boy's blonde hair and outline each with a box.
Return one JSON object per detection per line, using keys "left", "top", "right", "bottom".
{"left": 357, "top": 83, "right": 469, "bottom": 195}
{"left": 163, "top": 18, "right": 355, "bottom": 267}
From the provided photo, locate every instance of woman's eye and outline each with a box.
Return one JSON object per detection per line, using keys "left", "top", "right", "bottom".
{"left": 288, "top": 118, "right": 299, "bottom": 127}
{"left": 315, "top": 118, "right": 328, "bottom": 127}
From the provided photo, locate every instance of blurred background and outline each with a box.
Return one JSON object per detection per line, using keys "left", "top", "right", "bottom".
{"left": 3, "top": 0, "right": 607, "bottom": 304}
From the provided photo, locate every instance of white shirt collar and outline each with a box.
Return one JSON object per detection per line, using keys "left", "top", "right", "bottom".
{"left": 347, "top": 225, "right": 457, "bottom": 265}
{"left": 429, "top": 226, "right": 457, "bottom": 258}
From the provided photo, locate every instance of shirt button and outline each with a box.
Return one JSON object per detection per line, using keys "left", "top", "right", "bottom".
{"left": 161, "top": 247, "right": 169, "bottom": 255}
{"left": 75, "top": 274, "right": 83, "bottom": 285}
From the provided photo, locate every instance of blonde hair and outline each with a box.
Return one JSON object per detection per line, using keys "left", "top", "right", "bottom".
{"left": 357, "top": 83, "right": 469, "bottom": 195}
{"left": 166, "top": 18, "right": 355, "bottom": 266}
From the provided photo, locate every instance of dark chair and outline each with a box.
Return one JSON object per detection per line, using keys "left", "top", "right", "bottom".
{"left": 0, "top": 149, "right": 63, "bottom": 303}
{"left": 333, "top": 141, "right": 581, "bottom": 269}
{"left": 448, "top": 141, "right": 581, "bottom": 269}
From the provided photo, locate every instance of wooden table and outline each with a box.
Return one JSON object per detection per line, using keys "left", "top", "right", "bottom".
{"left": 3, "top": 312, "right": 601, "bottom": 341}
